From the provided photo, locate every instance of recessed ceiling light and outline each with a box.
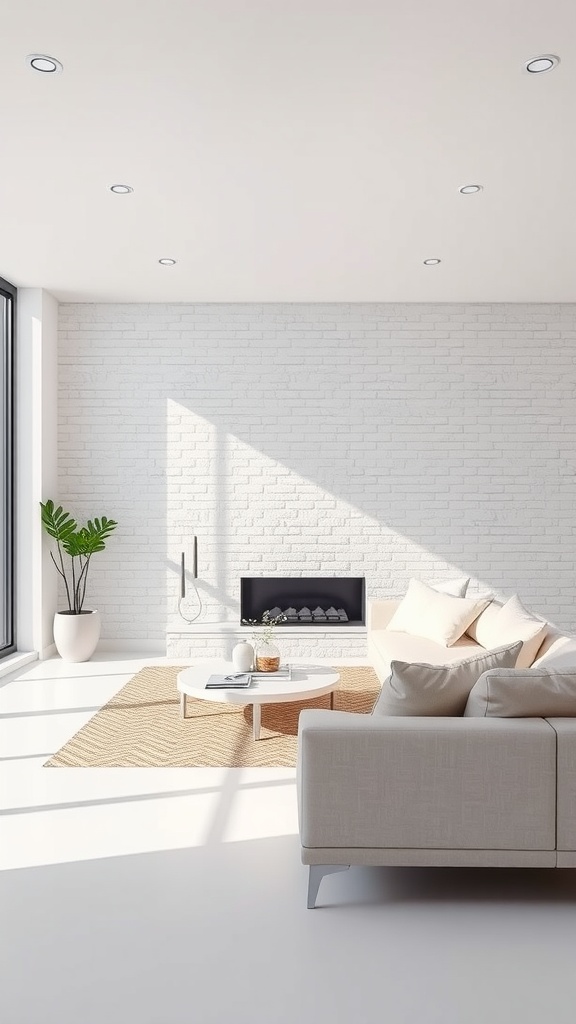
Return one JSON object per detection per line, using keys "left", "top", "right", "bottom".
{"left": 109, "top": 184, "right": 134, "bottom": 194}
{"left": 26, "top": 53, "right": 63, "bottom": 73}
{"left": 423, "top": 258, "right": 441, "bottom": 265}
{"left": 459, "top": 184, "right": 483, "bottom": 194}
{"left": 158, "top": 258, "right": 177, "bottom": 266}
{"left": 524, "top": 54, "right": 560, "bottom": 74}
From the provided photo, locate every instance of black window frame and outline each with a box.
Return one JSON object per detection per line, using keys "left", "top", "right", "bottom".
{"left": 0, "top": 276, "right": 16, "bottom": 658}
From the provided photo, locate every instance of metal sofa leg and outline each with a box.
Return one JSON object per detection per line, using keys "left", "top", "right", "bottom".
{"left": 307, "top": 864, "right": 350, "bottom": 909}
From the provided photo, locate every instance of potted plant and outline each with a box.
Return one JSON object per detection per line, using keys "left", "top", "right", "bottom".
{"left": 40, "top": 499, "right": 118, "bottom": 662}
{"left": 242, "top": 609, "right": 286, "bottom": 672}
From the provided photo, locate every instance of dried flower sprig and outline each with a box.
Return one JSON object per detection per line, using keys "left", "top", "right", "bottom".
{"left": 242, "top": 609, "right": 287, "bottom": 645}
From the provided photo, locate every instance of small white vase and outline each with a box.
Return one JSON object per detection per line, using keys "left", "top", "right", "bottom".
{"left": 232, "top": 641, "right": 254, "bottom": 672}
{"left": 53, "top": 610, "right": 101, "bottom": 663}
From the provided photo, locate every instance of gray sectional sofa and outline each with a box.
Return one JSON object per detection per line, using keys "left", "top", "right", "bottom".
{"left": 297, "top": 597, "right": 576, "bottom": 908}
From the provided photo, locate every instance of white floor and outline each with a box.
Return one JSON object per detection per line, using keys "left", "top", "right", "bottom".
{"left": 2, "top": 653, "right": 576, "bottom": 1024}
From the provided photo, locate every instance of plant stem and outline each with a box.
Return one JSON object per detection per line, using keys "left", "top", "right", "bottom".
{"left": 71, "top": 556, "right": 78, "bottom": 614}
{"left": 77, "top": 555, "right": 91, "bottom": 613}
{"left": 55, "top": 540, "right": 72, "bottom": 611}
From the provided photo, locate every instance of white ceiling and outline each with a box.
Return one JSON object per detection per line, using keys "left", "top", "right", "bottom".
{"left": 1, "top": 0, "right": 575, "bottom": 302}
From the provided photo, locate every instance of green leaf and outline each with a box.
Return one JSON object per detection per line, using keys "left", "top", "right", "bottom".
{"left": 61, "top": 517, "right": 117, "bottom": 557}
{"left": 41, "top": 501, "right": 118, "bottom": 608}
{"left": 40, "top": 500, "right": 78, "bottom": 542}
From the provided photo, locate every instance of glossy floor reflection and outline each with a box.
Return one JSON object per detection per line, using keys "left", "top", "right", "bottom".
{"left": 1, "top": 654, "right": 576, "bottom": 1024}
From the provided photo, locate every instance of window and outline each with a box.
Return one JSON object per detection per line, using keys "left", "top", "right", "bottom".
{"left": 0, "top": 276, "right": 15, "bottom": 657}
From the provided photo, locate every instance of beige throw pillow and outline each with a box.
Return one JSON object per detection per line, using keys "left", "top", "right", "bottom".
{"left": 467, "top": 594, "right": 547, "bottom": 668}
{"left": 387, "top": 578, "right": 491, "bottom": 647}
{"left": 464, "top": 667, "right": 576, "bottom": 718}
{"left": 372, "top": 641, "right": 523, "bottom": 717}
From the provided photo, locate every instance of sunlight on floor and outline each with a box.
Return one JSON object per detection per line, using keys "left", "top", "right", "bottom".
{"left": 0, "top": 655, "right": 300, "bottom": 870}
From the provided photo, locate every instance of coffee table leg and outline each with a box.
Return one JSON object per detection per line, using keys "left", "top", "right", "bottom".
{"left": 252, "top": 703, "right": 261, "bottom": 741}
{"left": 181, "top": 692, "right": 186, "bottom": 719}
{"left": 330, "top": 691, "right": 334, "bottom": 710}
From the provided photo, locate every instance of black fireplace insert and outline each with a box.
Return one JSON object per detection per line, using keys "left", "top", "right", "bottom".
{"left": 240, "top": 577, "right": 365, "bottom": 626}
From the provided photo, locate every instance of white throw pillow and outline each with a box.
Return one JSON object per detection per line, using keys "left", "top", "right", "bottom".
{"left": 467, "top": 594, "right": 547, "bottom": 668}
{"left": 387, "top": 579, "right": 491, "bottom": 647}
{"left": 431, "top": 577, "right": 470, "bottom": 597}
{"left": 372, "top": 641, "right": 523, "bottom": 717}
{"left": 466, "top": 600, "right": 502, "bottom": 642}
{"left": 464, "top": 666, "right": 576, "bottom": 718}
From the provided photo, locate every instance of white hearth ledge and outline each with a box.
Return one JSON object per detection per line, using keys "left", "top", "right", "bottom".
{"left": 166, "top": 621, "right": 367, "bottom": 659}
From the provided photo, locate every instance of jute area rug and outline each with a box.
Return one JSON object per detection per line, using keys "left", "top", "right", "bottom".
{"left": 45, "top": 665, "right": 380, "bottom": 768}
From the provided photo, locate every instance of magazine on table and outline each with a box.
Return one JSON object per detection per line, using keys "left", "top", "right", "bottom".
{"left": 205, "top": 665, "right": 292, "bottom": 689}
{"left": 205, "top": 673, "right": 252, "bottom": 689}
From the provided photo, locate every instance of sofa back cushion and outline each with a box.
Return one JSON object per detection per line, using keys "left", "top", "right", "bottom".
{"left": 369, "top": 629, "right": 482, "bottom": 683}
{"left": 386, "top": 579, "right": 491, "bottom": 647}
{"left": 464, "top": 667, "right": 576, "bottom": 718}
{"left": 466, "top": 594, "right": 547, "bottom": 668}
{"left": 372, "top": 641, "right": 522, "bottom": 717}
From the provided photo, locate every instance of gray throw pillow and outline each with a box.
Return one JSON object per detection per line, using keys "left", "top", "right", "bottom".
{"left": 372, "top": 641, "right": 523, "bottom": 717}
{"left": 464, "top": 666, "right": 576, "bottom": 718}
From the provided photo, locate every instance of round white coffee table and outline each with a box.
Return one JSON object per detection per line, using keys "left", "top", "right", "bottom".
{"left": 177, "top": 663, "right": 340, "bottom": 740}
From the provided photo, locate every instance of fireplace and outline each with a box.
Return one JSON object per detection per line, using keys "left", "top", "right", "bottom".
{"left": 240, "top": 577, "right": 365, "bottom": 626}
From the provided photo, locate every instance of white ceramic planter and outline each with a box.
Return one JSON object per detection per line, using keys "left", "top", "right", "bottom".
{"left": 232, "top": 641, "right": 254, "bottom": 672}
{"left": 53, "top": 610, "right": 101, "bottom": 662}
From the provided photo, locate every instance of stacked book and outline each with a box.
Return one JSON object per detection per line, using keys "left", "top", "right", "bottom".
{"left": 205, "top": 666, "right": 292, "bottom": 689}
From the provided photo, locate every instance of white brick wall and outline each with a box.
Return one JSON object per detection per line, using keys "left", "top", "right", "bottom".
{"left": 58, "top": 303, "right": 576, "bottom": 641}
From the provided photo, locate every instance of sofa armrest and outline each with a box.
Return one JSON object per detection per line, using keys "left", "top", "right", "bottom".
{"left": 297, "top": 710, "right": 556, "bottom": 853}
{"left": 547, "top": 718, "right": 576, "bottom": 851}
{"left": 367, "top": 599, "right": 399, "bottom": 631}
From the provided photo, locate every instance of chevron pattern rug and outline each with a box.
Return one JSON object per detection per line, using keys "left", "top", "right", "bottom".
{"left": 44, "top": 665, "right": 380, "bottom": 768}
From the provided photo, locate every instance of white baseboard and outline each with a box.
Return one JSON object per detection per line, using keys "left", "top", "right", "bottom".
{"left": 0, "top": 650, "right": 39, "bottom": 680}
